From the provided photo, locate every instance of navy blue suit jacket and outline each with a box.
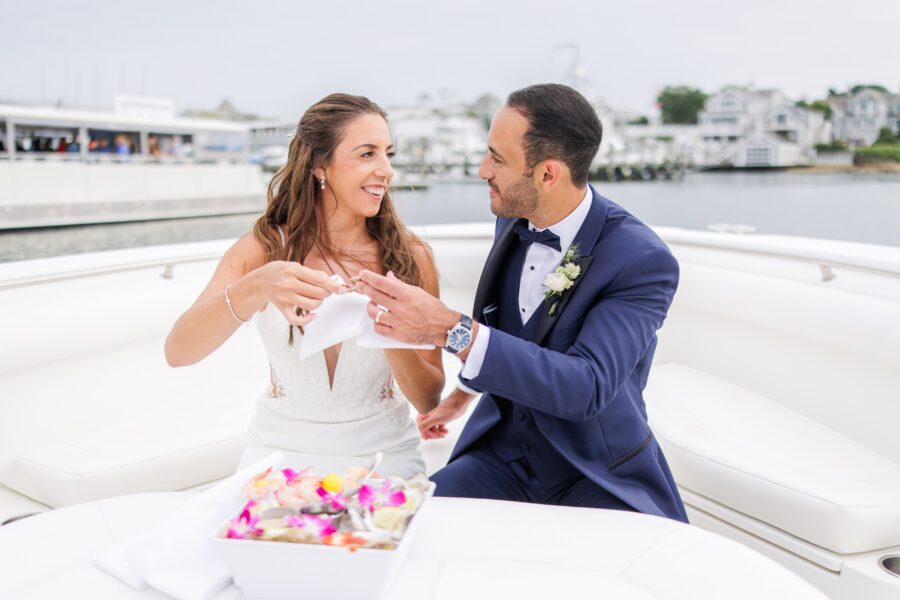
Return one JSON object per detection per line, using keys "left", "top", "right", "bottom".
{"left": 456, "top": 186, "right": 688, "bottom": 522}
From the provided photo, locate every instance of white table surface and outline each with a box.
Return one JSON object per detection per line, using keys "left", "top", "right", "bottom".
{"left": 0, "top": 492, "right": 826, "bottom": 600}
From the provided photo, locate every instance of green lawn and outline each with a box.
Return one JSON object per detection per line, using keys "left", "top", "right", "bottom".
{"left": 855, "top": 144, "right": 900, "bottom": 163}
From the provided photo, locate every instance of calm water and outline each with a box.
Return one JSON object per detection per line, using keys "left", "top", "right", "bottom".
{"left": 2, "top": 171, "right": 899, "bottom": 263}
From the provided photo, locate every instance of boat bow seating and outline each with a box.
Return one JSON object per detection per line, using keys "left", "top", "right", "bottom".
{"left": 0, "top": 244, "right": 467, "bottom": 520}
{"left": 0, "top": 247, "right": 265, "bottom": 520}
{"left": 0, "top": 331, "right": 263, "bottom": 514}
{"left": 2, "top": 227, "right": 900, "bottom": 599}
{"left": 1, "top": 395, "right": 250, "bottom": 509}
{"left": 642, "top": 237, "right": 900, "bottom": 590}
{"left": 647, "top": 362, "right": 900, "bottom": 555}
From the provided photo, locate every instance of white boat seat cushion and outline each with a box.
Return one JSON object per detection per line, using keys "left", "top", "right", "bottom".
{"left": 0, "top": 409, "right": 247, "bottom": 508}
{"left": 646, "top": 362, "right": 900, "bottom": 555}
{"left": 0, "top": 484, "right": 49, "bottom": 526}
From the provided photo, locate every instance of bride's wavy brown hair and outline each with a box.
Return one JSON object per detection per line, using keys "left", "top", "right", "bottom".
{"left": 253, "top": 93, "right": 424, "bottom": 298}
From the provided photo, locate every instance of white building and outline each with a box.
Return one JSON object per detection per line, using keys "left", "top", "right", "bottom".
{"left": 247, "top": 95, "right": 491, "bottom": 179}
{"left": 618, "top": 124, "right": 699, "bottom": 166}
{"left": 0, "top": 102, "right": 263, "bottom": 229}
{"left": 697, "top": 87, "right": 830, "bottom": 168}
{"left": 247, "top": 121, "right": 294, "bottom": 172}
{"left": 387, "top": 97, "right": 487, "bottom": 177}
{"left": 828, "top": 88, "right": 900, "bottom": 146}
{"left": 589, "top": 98, "right": 626, "bottom": 166}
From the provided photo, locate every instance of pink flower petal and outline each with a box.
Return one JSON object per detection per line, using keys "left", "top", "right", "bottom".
{"left": 385, "top": 489, "right": 406, "bottom": 507}
{"left": 281, "top": 467, "right": 311, "bottom": 485}
{"left": 358, "top": 484, "right": 375, "bottom": 511}
{"left": 284, "top": 514, "right": 336, "bottom": 537}
{"left": 285, "top": 515, "right": 303, "bottom": 528}
{"left": 310, "top": 516, "right": 336, "bottom": 537}
{"left": 316, "top": 487, "right": 347, "bottom": 510}
{"left": 238, "top": 499, "right": 258, "bottom": 522}
{"left": 226, "top": 511, "right": 263, "bottom": 539}
{"left": 358, "top": 482, "right": 406, "bottom": 510}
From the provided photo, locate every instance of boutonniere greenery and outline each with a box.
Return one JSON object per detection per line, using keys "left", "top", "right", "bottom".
{"left": 542, "top": 243, "right": 582, "bottom": 316}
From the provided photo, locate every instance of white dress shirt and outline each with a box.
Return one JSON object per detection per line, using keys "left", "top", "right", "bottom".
{"left": 457, "top": 187, "right": 593, "bottom": 393}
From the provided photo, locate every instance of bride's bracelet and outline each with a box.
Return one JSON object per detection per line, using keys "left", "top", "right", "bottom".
{"left": 224, "top": 285, "right": 250, "bottom": 325}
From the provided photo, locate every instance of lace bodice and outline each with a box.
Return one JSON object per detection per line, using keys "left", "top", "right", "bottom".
{"left": 253, "top": 303, "right": 406, "bottom": 424}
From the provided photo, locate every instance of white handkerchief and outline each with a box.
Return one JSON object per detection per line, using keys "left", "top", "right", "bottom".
{"left": 297, "top": 275, "right": 434, "bottom": 357}
{"left": 93, "top": 452, "right": 283, "bottom": 600}
{"left": 298, "top": 291, "right": 370, "bottom": 359}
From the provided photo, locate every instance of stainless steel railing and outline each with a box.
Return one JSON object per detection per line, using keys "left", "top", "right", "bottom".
{"left": 2, "top": 227, "right": 899, "bottom": 292}
{"left": 662, "top": 231, "right": 900, "bottom": 281}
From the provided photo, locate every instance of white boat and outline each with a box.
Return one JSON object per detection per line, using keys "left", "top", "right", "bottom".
{"left": 0, "top": 101, "right": 266, "bottom": 229}
{"left": 390, "top": 171, "right": 432, "bottom": 191}
{"left": 0, "top": 225, "right": 898, "bottom": 598}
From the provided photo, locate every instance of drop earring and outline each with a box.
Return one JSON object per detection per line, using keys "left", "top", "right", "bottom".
{"left": 320, "top": 175, "right": 326, "bottom": 190}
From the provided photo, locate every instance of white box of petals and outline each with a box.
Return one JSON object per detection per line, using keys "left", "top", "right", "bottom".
{"left": 211, "top": 465, "right": 435, "bottom": 600}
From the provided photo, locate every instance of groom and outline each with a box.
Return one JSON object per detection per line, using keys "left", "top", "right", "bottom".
{"left": 356, "top": 83, "right": 687, "bottom": 522}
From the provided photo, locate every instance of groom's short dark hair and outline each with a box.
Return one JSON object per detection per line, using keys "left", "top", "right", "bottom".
{"left": 507, "top": 83, "right": 602, "bottom": 185}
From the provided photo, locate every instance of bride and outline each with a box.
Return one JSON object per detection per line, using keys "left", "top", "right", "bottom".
{"left": 164, "top": 93, "right": 445, "bottom": 478}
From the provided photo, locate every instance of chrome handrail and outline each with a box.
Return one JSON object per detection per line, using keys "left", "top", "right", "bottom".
{"left": 2, "top": 229, "right": 899, "bottom": 290}
{"left": 663, "top": 234, "right": 900, "bottom": 280}
{"left": 421, "top": 226, "right": 900, "bottom": 281}
{"left": 0, "top": 252, "right": 224, "bottom": 290}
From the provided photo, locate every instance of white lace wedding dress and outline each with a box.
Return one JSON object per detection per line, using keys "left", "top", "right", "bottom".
{"left": 238, "top": 302, "right": 425, "bottom": 477}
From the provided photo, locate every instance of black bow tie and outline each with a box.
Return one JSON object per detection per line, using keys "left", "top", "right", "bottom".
{"left": 513, "top": 219, "right": 561, "bottom": 252}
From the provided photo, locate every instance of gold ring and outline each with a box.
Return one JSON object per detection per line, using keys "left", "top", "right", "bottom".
{"left": 375, "top": 309, "right": 385, "bottom": 324}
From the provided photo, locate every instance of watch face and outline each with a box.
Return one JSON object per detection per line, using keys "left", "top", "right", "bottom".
{"left": 449, "top": 327, "right": 471, "bottom": 350}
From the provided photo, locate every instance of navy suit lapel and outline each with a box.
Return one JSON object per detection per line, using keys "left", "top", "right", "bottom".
{"left": 473, "top": 219, "right": 518, "bottom": 319}
{"left": 532, "top": 187, "right": 609, "bottom": 345}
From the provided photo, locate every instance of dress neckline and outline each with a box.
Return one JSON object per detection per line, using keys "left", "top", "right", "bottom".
{"left": 272, "top": 226, "right": 365, "bottom": 393}
{"left": 320, "top": 342, "right": 349, "bottom": 392}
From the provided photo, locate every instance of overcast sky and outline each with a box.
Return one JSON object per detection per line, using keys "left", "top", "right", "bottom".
{"left": 3, "top": 0, "right": 898, "bottom": 121}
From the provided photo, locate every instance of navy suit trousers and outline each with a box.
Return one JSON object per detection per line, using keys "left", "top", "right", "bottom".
{"left": 432, "top": 442, "right": 636, "bottom": 512}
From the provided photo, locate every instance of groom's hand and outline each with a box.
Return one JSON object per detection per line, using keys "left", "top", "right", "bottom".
{"left": 356, "top": 270, "right": 458, "bottom": 347}
{"left": 417, "top": 387, "right": 477, "bottom": 440}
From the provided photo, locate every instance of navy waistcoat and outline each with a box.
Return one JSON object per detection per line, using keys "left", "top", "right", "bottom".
{"left": 486, "top": 232, "right": 582, "bottom": 487}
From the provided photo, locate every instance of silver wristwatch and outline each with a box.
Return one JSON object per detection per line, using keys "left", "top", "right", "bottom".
{"left": 444, "top": 314, "right": 474, "bottom": 354}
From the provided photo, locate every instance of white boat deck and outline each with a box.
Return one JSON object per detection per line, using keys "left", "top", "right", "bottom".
{"left": 1, "top": 225, "right": 900, "bottom": 598}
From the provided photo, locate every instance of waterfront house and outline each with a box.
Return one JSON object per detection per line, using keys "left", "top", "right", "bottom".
{"left": 828, "top": 88, "right": 900, "bottom": 146}
{"left": 697, "top": 87, "right": 829, "bottom": 168}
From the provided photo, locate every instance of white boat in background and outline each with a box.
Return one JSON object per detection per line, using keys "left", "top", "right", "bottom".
{"left": 0, "top": 225, "right": 899, "bottom": 598}
{"left": 388, "top": 171, "right": 432, "bottom": 191}
{"left": 0, "top": 98, "right": 266, "bottom": 229}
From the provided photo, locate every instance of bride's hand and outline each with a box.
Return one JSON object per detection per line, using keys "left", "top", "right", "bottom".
{"left": 416, "top": 387, "right": 476, "bottom": 440}
{"left": 251, "top": 261, "right": 342, "bottom": 326}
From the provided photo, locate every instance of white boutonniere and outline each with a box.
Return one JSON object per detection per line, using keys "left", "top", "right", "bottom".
{"left": 542, "top": 243, "right": 582, "bottom": 316}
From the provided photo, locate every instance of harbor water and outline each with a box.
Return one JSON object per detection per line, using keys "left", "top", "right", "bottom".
{"left": 1, "top": 170, "right": 899, "bottom": 263}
